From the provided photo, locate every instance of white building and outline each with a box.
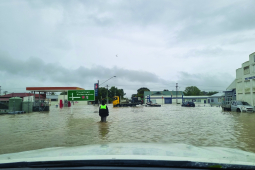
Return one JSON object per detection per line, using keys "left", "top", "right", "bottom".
{"left": 235, "top": 52, "right": 255, "bottom": 106}
{"left": 183, "top": 96, "right": 210, "bottom": 104}
{"left": 144, "top": 91, "right": 211, "bottom": 105}
{"left": 144, "top": 91, "right": 183, "bottom": 104}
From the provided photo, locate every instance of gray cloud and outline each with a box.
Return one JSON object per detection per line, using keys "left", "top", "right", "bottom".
{"left": 177, "top": 72, "right": 234, "bottom": 92}
{"left": 0, "top": 0, "right": 251, "bottom": 97}
{"left": 0, "top": 52, "right": 233, "bottom": 96}
{"left": 0, "top": 52, "right": 164, "bottom": 86}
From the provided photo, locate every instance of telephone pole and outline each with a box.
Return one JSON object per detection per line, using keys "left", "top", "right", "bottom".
{"left": 98, "top": 80, "right": 99, "bottom": 106}
{"left": 106, "top": 85, "right": 108, "bottom": 104}
{"left": 176, "top": 83, "right": 178, "bottom": 104}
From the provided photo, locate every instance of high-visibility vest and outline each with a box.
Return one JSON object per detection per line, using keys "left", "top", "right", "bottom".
{"left": 100, "top": 105, "right": 107, "bottom": 109}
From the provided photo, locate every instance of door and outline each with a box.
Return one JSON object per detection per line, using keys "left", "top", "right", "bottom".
{"left": 164, "top": 98, "right": 172, "bottom": 104}
{"left": 204, "top": 100, "right": 206, "bottom": 104}
{"left": 231, "top": 101, "right": 237, "bottom": 112}
{"left": 208, "top": 99, "right": 210, "bottom": 103}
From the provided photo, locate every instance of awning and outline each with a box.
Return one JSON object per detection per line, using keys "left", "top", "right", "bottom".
{"left": 26, "top": 87, "right": 85, "bottom": 92}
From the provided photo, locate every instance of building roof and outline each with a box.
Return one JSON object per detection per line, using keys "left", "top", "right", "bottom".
{"left": 0, "top": 93, "right": 45, "bottom": 98}
{"left": 183, "top": 96, "right": 210, "bottom": 99}
{"left": 26, "top": 87, "right": 84, "bottom": 92}
{"left": 208, "top": 92, "right": 225, "bottom": 97}
{"left": 144, "top": 91, "right": 184, "bottom": 96}
{"left": 226, "top": 79, "right": 236, "bottom": 91}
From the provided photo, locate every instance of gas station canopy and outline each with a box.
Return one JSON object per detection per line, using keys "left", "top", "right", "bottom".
{"left": 26, "top": 87, "right": 85, "bottom": 92}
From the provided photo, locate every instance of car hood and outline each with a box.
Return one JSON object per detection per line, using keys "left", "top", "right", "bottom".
{"left": 0, "top": 143, "right": 255, "bottom": 166}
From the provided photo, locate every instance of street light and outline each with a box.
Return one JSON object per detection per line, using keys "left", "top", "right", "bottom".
{"left": 98, "top": 76, "right": 116, "bottom": 105}
{"left": 99, "top": 76, "right": 116, "bottom": 86}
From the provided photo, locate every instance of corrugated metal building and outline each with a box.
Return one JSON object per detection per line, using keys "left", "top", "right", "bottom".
{"left": 144, "top": 91, "right": 184, "bottom": 104}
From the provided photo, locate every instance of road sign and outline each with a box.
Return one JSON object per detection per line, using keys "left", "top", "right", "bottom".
{"left": 94, "top": 83, "right": 98, "bottom": 96}
{"left": 68, "top": 90, "right": 95, "bottom": 101}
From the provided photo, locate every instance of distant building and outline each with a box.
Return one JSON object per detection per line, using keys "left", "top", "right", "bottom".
{"left": 144, "top": 90, "right": 227, "bottom": 105}
{"left": 0, "top": 93, "right": 46, "bottom": 102}
{"left": 207, "top": 92, "right": 225, "bottom": 106}
{"left": 144, "top": 91, "right": 184, "bottom": 104}
{"left": 183, "top": 96, "right": 210, "bottom": 104}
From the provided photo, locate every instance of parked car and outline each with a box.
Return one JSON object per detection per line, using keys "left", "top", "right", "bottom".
{"left": 231, "top": 100, "right": 254, "bottom": 112}
{"left": 182, "top": 102, "right": 195, "bottom": 107}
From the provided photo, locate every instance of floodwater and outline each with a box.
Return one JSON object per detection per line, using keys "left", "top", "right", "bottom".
{"left": 0, "top": 104, "right": 255, "bottom": 155}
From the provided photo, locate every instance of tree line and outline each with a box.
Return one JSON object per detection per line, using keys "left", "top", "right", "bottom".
{"left": 95, "top": 86, "right": 125, "bottom": 103}
{"left": 183, "top": 86, "right": 218, "bottom": 96}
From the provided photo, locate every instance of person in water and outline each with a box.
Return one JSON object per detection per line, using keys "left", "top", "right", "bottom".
{"left": 99, "top": 100, "right": 109, "bottom": 122}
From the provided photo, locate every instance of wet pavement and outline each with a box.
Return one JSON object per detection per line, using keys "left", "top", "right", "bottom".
{"left": 0, "top": 104, "right": 255, "bottom": 154}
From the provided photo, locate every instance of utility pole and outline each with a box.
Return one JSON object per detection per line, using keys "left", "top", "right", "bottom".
{"left": 107, "top": 85, "right": 108, "bottom": 104}
{"left": 176, "top": 83, "right": 178, "bottom": 104}
{"left": 98, "top": 76, "right": 116, "bottom": 105}
{"left": 0, "top": 86, "right": 1, "bottom": 96}
{"left": 98, "top": 80, "right": 99, "bottom": 106}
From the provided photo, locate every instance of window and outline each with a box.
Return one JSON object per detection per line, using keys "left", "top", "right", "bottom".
{"left": 211, "top": 99, "right": 214, "bottom": 102}
{"left": 244, "top": 66, "right": 250, "bottom": 75}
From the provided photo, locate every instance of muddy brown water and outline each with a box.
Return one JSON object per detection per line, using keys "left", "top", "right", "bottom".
{"left": 0, "top": 104, "right": 255, "bottom": 155}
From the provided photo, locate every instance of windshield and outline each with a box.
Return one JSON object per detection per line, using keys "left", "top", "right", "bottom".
{"left": 242, "top": 102, "right": 250, "bottom": 106}
{"left": 1, "top": 0, "right": 255, "bottom": 168}
{"left": 236, "top": 101, "right": 251, "bottom": 106}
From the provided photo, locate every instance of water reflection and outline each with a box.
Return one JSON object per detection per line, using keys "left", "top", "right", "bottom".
{"left": 98, "top": 122, "right": 109, "bottom": 138}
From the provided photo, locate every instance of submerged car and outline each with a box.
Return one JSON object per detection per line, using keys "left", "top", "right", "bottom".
{"left": 231, "top": 100, "right": 254, "bottom": 112}
{"left": 182, "top": 102, "right": 195, "bottom": 107}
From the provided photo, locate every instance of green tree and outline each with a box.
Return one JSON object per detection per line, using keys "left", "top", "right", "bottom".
{"left": 183, "top": 86, "right": 201, "bottom": 96}
{"left": 137, "top": 87, "right": 150, "bottom": 95}
{"left": 207, "top": 91, "right": 218, "bottom": 96}
{"left": 99, "top": 87, "right": 108, "bottom": 98}
{"left": 131, "top": 94, "right": 137, "bottom": 98}
{"left": 108, "top": 86, "right": 125, "bottom": 98}
{"left": 163, "top": 89, "right": 169, "bottom": 91}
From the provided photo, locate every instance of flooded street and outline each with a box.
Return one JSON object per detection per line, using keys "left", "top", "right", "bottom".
{"left": 1, "top": 104, "right": 255, "bottom": 155}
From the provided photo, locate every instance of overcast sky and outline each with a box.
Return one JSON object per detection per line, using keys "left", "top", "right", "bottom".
{"left": 0, "top": 0, "right": 255, "bottom": 97}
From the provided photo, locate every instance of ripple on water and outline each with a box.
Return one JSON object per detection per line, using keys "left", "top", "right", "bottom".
{"left": 0, "top": 104, "right": 255, "bottom": 154}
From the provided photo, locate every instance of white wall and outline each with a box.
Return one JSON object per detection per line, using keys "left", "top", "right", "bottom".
{"left": 145, "top": 95, "right": 183, "bottom": 104}
{"left": 184, "top": 96, "right": 209, "bottom": 104}
{"left": 235, "top": 52, "right": 255, "bottom": 106}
